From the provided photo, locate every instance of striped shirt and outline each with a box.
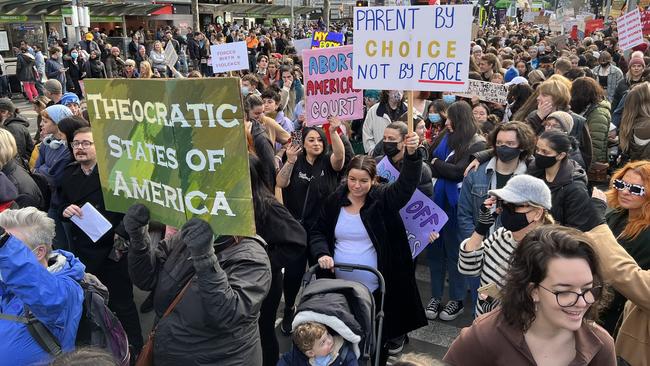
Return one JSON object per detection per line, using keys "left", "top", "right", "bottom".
{"left": 458, "top": 227, "right": 518, "bottom": 316}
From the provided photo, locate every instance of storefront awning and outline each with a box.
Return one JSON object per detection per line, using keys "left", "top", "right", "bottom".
{"left": 0, "top": 0, "right": 72, "bottom": 15}
{"left": 199, "top": 3, "right": 319, "bottom": 17}
{"left": 83, "top": 1, "right": 167, "bottom": 16}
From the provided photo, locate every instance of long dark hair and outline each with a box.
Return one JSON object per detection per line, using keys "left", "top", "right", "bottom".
{"left": 249, "top": 153, "right": 276, "bottom": 228}
{"left": 446, "top": 101, "right": 479, "bottom": 156}
{"left": 500, "top": 225, "right": 609, "bottom": 332}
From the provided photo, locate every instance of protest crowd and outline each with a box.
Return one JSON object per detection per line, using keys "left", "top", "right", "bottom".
{"left": 2, "top": 4, "right": 650, "bottom": 366}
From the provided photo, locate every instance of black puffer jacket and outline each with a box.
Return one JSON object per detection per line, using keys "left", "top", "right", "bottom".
{"left": 128, "top": 233, "right": 271, "bottom": 366}
{"left": 528, "top": 159, "right": 603, "bottom": 231}
{"left": 2, "top": 114, "right": 34, "bottom": 164}
{"left": 2, "top": 159, "right": 42, "bottom": 209}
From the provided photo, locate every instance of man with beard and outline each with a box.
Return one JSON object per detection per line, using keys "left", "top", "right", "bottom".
{"left": 60, "top": 127, "right": 143, "bottom": 357}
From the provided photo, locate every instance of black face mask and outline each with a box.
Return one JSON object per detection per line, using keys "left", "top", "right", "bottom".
{"left": 383, "top": 141, "right": 401, "bottom": 158}
{"left": 500, "top": 204, "right": 530, "bottom": 232}
{"left": 534, "top": 153, "right": 558, "bottom": 169}
{"left": 496, "top": 145, "right": 522, "bottom": 162}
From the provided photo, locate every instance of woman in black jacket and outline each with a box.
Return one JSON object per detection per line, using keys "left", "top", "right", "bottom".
{"left": 310, "top": 131, "right": 427, "bottom": 362}
{"left": 528, "top": 130, "right": 603, "bottom": 231}
{"left": 64, "top": 48, "right": 85, "bottom": 99}
{"left": 84, "top": 50, "right": 106, "bottom": 79}
{"left": 250, "top": 154, "right": 307, "bottom": 366}
{"left": 0, "top": 129, "right": 42, "bottom": 209}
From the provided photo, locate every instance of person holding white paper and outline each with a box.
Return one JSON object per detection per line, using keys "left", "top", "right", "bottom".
{"left": 60, "top": 127, "right": 143, "bottom": 356}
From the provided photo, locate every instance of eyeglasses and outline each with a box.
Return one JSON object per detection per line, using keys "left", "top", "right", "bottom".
{"left": 613, "top": 179, "right": 645, "bottom": 196}
{"left": 71, "top": 140, "right": 94, "bottom": 149}
{"left": 537, "top": 284, "right": 602, "bottom": 307}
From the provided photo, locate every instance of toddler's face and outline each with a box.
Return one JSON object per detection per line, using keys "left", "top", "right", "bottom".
{"left": 308, "top": 331, "right": 333, "bottom": 357}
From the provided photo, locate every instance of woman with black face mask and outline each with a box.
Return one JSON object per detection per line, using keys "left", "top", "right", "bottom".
{"left": 528, "top": 130, "right": 605, "bottom": 231}
{"left": 458, "top": 174, "right": 554, "bottom": 317}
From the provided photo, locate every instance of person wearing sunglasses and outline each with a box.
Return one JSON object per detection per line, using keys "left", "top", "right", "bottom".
{"left": 444, "top": 225, "right": 616, "bottom": 365}
{"left": 590, "top": 161, "right": 650, "bottom": 336}
{"left": 122, "top": 59, "right": 139, "bottom": 79}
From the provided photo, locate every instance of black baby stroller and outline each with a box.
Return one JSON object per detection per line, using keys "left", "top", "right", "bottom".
{"left": 290, "top": 263, "right": 386, "bottom": 366}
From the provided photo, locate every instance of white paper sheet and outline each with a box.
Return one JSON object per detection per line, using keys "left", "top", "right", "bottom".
{"left": 70, "top": 203, "right": 112, "bottom": 243}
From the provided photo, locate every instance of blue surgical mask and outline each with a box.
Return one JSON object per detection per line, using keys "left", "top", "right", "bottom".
{"left": 241, "top": 86, "right": 250, "bottom": 97}
{"left": 71, "top": 52, "right": 78, "bottom": 59}
{"left": 443, "top": 95, "right": 456, "bottom": 104}
{"left": 428, "top": 113, "right": 441, "bottom": 124}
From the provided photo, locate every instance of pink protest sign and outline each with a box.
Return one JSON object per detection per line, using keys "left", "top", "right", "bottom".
{"left": 377, "top": 157, "right": 449, "bottom": 258}
{"left": 302, "top": 45, "right": 363, "bottom": 126}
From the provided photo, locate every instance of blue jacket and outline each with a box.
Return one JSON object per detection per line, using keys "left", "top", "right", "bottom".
{"left": 0, "top": 236, "right": 84, "bottom": 365}
{"left": 35, "top": 142, "right": 72, "bottom": 207}
{"left": 457, "top": 157, "right": 528, "bottom": 241}
{"left": 277, "top": 342, "right": 358, "bottom": 366}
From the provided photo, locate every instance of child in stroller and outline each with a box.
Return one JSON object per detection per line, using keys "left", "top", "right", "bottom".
{"left": 278, "top": 264, "right": 385, "bottom": 366}
{"left": 278, "top": 322, "right": 358, "bottom": 366}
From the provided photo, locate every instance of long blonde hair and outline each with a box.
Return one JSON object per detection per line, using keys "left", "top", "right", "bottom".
{"left": 139, "top": 61, "right": 153, "bottom": 79}
{"left": 620, "top": 82, "right": 650, "bottom": 152}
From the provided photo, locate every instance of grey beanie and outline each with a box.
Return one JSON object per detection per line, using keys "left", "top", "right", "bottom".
{"left": 546, "top": 111, "right": 574, "bottom": 134}
{"left": 488, "top": 174, "right": 552, "bottom": 210}
{"left": 0, "top": 98, "right": 15, "bottom": 113}
{"left": 44, "top": 79, "right": 62, "bottom": 95}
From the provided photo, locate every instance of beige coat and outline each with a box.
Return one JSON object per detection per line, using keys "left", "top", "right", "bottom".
{"left": 586, "top": 224, "right": 650, "bottom": 366}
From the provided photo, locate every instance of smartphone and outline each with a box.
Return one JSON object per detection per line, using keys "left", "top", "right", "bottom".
{"left": 290, "top": 130, "right": 302, "bottom": 146}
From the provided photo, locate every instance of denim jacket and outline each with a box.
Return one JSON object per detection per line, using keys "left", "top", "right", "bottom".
{"left": 457, "top": 157, "right": 527, "bottom": 241}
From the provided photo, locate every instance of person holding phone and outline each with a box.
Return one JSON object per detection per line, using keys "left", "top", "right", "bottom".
{"left": 275, "top": 116, "right": 345, "bottom": 336}
{"left": 458, "top": 174, "right": 554, "bottom": 317}
{"left": 45, "top": 46, "right": 67, "bottom": 93}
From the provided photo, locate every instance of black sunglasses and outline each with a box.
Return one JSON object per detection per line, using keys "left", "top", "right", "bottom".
{"left": 613, "top": 179, "right": 645, "bottom": 196}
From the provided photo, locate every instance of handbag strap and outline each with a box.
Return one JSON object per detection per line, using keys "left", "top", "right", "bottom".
{"left": 162, "top": 279, "right": 192, "bottom": 318}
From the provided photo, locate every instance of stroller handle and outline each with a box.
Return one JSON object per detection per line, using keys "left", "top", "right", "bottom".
{"left": 303, "top": 263, "right": 386, "bottom": 295}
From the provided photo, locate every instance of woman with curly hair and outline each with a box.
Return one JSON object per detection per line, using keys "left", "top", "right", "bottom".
{"left": 598, "top": 161, "right": 650, "bottom": 334}
{"left": 444, "top": 225, "right": 615, "bottom": 365}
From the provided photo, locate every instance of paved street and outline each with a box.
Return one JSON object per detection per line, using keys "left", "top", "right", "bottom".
{"left": 14, "top": 94, "right": 472, "bottom": 363}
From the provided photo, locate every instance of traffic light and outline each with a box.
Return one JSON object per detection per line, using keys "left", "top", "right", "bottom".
{"left": 356, "top": 0, "right": 369, "bottom": 6}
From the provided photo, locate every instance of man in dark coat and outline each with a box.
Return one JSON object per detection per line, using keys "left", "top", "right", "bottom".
{"left": 59, "top": 127, "right": 143, "bottom": 355}
{"left": 0, "top": 98, "right": 34, "bottom": 164}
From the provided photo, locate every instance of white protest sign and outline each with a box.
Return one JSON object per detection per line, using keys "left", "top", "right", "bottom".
{"left": 293, "top": 38, "right": 313, "bottom": 56}
{"left": 618, "top": 9, "right": 644, "bottom": 50}
{"left": 210, "top": 41, "right": 248, "bottom": 73}
{"left": 455, "top": 79, "right": 508, "bottom": 105}
{"left": 164, "top": 41, "right": 178, "bottom": 67}
{"left": 0, "top": 32, "right": 8, "bottom": 51}
{"left": 353, "top": 5, "right": 473, "bottom": 92}
{"left": 523, "top": 11, "right": 536, "bottom": 22}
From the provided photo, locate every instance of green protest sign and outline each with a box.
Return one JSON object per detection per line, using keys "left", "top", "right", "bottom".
{"left": 84, "top": 78, "right": 255, "bottom": 236}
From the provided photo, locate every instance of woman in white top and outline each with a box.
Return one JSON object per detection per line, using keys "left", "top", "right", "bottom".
{"left": 149, "top": 40, "right": 167, "bottom": 76}
{"left": 310, "top": 131, "right": 427, "bottom": 358}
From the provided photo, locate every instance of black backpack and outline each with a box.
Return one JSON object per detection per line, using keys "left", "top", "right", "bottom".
{"left": 0, "top": 273, "right": 130, "bottom": 365}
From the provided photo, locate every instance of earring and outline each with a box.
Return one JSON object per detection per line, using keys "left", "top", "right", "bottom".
{"left": 534, "top": 302, "right": 539, "bottom": 312}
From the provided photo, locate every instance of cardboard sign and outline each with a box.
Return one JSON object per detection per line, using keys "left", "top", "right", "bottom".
{"left": 534, "top": 15, "right": 550, "bottom": 24}
{"left": 84, "top": 79, "right": 255, "bottom": 236}
{"left": 642, "top": 10, "right": 650, "bottom": 36}
{"left": 455, "top": 79, "right": 508, "bottom": 105}
{"left": 293, "top": 38, "right": 313, "bottom": 56}
{"left": 302, "top": 45, "right": 363, "bottom": 126}
{"left": 548, "top": 34, "right": 568, "bottom": 49}
{"left": 311, "top": 31, "right": 344, "bottom": 49}
{"left": 163, "top": 41, "right": 178, "bottom": 67}
{"left": 210, "top": 41, "right": 248, "bottom": 73}
{"left": 584, "top": 18, "right": 604, "bottom": 36}
{"left": 376, "top": 157, "right": 449, "bottom": 258}
{"left": 353, "top": 5, "right": 473, "bottom": 92}
{"left": 617, "top": 9, "right": 644, "bottom": 50}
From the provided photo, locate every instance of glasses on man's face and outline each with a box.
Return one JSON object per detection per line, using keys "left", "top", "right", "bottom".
{"left": 72, "top": 140, "right": 94, "bottom": 149}
{"left": 613, "top": 179, "right": 646, "bottom": 196}
{"left": 538, "top": 284, "right": 602, "bottom": 307}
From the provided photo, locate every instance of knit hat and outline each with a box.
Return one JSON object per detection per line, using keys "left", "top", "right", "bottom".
{"left": 546, "top": 111, "right": 574, "bottom": 133}
{"left": 44, "top": 79, "right": 62, "bottom": 95}
{"left": 0, "top": 98, "right": 16, "bottom": 113}
{"left": 504, "top": 66, "right": 519, "bottom": 83}
{"left": 59, "top": 92, "right": 80, "bottom": 106}
{"left": 364, "top": 89, "right": 381, "bottom": 101}
{"left": 629, "top": 56, "right": 645, "bottom": 68}
{"left": 472, "top": 45, "right": 482, "bottom": 53}
{"left": 489, "top": 175, "right": 552, "bottom": 210}
{"left": 45, "top": 105, "right": 73, "bottom": 124}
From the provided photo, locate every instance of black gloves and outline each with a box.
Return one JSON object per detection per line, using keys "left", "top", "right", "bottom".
{"left": 475, "top": 204, "right": 496, "bottom": 236}
{"left": 181, "top": 218, "right": 215, "bottom": 259}
{"left": 123, "top": 204, "right": 150, "bottom": 250}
